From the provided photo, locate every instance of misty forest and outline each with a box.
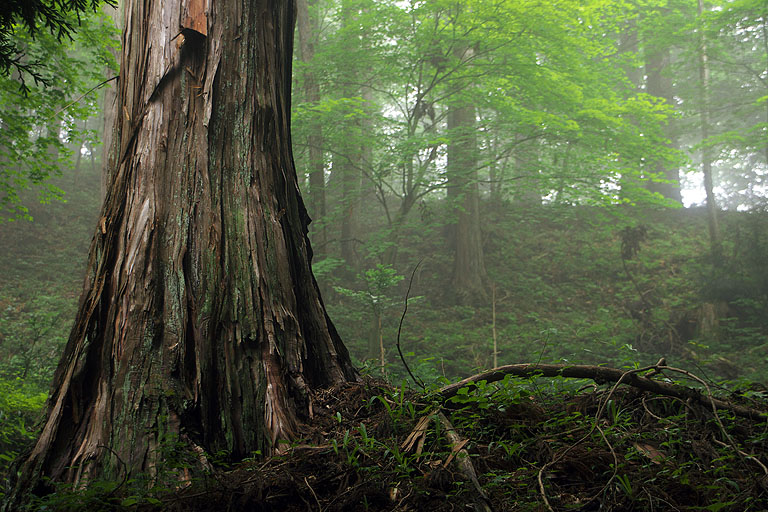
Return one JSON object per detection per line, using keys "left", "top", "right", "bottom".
{"left": 1, "top": 0, "right": 768, "bottom": 510}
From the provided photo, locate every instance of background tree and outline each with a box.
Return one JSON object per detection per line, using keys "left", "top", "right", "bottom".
{"left": 296, "top": 0, "right": 327, "bottom": 254}
{"left": 699, "top": 0, "right": 768, "bottom": 210}
{"left": 697, "top": 0, "right": 723, "bottom": 262}
{"left": 640, "top": 3, "right": 684, "bottom": 203}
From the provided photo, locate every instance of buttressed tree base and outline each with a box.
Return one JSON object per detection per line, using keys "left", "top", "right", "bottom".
{"left": 5, "top": 0, "right": 357, "bottom": 504}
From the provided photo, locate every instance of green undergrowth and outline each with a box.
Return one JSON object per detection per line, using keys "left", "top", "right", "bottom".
{"left": 0, "top": 379, "right": 46, "bottom": 476}
{"left": 6, "top": 375, "right": 767, "bottom": 511}
{"left": 321, "top": 205, "right": 768, "bottom": 384}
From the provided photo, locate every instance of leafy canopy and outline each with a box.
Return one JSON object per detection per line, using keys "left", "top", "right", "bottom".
{"left": 0, "top": 0, "right": 116, "bottom": 90}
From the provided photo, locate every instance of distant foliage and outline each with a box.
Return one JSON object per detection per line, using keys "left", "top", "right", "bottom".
{"left": 0, "top": 294, "right": 70, "bottom": 387}
{"left": 0, "top": 9, "right": 117, "bottom": 220}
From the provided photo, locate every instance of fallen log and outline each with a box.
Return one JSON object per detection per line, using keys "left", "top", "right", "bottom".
{"left": 438, "top": 363, "right": 766, "bottom": 421}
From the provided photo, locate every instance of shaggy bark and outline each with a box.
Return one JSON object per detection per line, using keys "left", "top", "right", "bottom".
{"left": 5, "top": 0, "right": 356, "bottom": 504}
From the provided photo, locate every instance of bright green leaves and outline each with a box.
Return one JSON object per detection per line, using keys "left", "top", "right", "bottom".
{"left": 0, "top": 10, "right": 118, "bottom": 221}
{"left": 293, "top": 0, "right": 687, "bottom": 214}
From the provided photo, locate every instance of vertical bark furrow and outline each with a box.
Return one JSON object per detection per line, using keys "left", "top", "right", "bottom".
{"left": 4, "top": 0, "right": 356, "bottom": 505}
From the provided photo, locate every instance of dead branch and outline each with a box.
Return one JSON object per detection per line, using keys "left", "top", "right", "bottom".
{"left": 712, "top": 439, "right": 768, "bottom": 475}
{"left": 438, "top": 363, "right": 766, "bottom": 421}
{"left": 436, "top": 412, "right": 494, "bottom": 512}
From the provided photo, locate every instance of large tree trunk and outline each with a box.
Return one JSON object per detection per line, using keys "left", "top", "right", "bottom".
{"left": 447, "top": 94, "right": 487, "bottom": 304}
{"left": 644, "top": 45, "right": 682, "bottom": 204}
{"left": 5, "top": 0, "right": 356, "bottom": 504}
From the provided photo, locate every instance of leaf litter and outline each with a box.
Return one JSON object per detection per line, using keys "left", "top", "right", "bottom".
{"left": 152, "top": 373, "right": 768, "bottom": 512}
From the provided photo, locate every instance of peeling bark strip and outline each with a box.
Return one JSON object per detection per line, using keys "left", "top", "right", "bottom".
{"left": 5, "top": 0, "right": 356, "bottom": 503}
{"left": 181, "top": 0, "right": 208, "bottom": 36}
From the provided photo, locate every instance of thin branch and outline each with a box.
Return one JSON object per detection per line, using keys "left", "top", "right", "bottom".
{"left": 53, "top": 75, "right": 119, "bottom": 117}
{"left": 712, "top": 439, "right": 768, "bottom": 475}
{"left": 396, "top": 260, "right": 425, "bottom": 390}
{"left": 304, "top": 476, "right": 324, "bottom": 512}
{"left": 97, "top": 444, "right": 128, "bottom": 496}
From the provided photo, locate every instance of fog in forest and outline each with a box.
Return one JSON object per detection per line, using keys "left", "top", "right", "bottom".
{"left": 1, "top": 1, "right": 768, "bottom": 505}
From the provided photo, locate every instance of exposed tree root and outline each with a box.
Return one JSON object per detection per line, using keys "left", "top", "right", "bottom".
{"left": 438, "top": 363, "right": 767, "bottom": 421}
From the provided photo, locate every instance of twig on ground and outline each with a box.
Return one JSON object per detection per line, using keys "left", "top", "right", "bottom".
{"left": 401, "top": 414, "right": 433, "bottom": 456}
{"left": 657, "top": 364, "right": 755, "bottom": 471}
{"left": 304, "top": 476, "right": 324, "bottom": 512}
{"left": 448, "top": 362, "right": 766, "bottom": 511}
{"left": 712, "top": 439, "right": 768, "bottom": 475}
{"left": 537, "top": 364, "right": 644, "bottom": 511}
{"left": 642, "top": 394, "right": 680, "bottom": 422}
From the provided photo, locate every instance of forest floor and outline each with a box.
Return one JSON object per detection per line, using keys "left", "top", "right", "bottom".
{"left": 4, "top": 188, "right": 768, "bottom": 511}
{"left": 90, "top": 370, "right": 768, "bottom": 512}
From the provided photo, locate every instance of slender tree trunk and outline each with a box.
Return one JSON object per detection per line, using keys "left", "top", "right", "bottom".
{"left": 513, "top": 132, "right": 541, "bottom": 206}
{"left": 697, "top": 0, "right": 722, "bottom": 263}
{"left": 73, "top": 119, "right": 84, "bottom": 181}
{"left": 339, "top": 157, "right": 359, "bottom": 269}
{"left": 44, "top": 123, "right": 60, "bottom": 163}
{"left": 487, "top": 135, "right": 502, "bottom": 205}
{"left": 620, "top": 17, "right": 642, "bottom": 90}
{"left": 360, "top": 85, "right": 375, "bottom": 219}
{"left": 762, "top": 21, "right": 768, "bottom": 165}
{"left": 5, "top": 0, "right": 356, "bottom": 505}
{"left": 338, "top": 0, "right": 362, "bottom": 272}
{"left": 616, "top": 15, "right": 643, "bottom": 201}
{"left": 297, "top": 0, "right": 327, "bottom": 255}
{"left": 491, "top": 283, "right": 498, "bottom": 368}
{"left": 366, "top": 308, "right": 383, "bottom": 365}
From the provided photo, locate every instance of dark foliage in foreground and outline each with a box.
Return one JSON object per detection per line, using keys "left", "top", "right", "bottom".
{"left": 10, "top": 371, "right": 767, "bottom": 511}
{"left": 0, "top": 0, "right": 115, "bottom": 89}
